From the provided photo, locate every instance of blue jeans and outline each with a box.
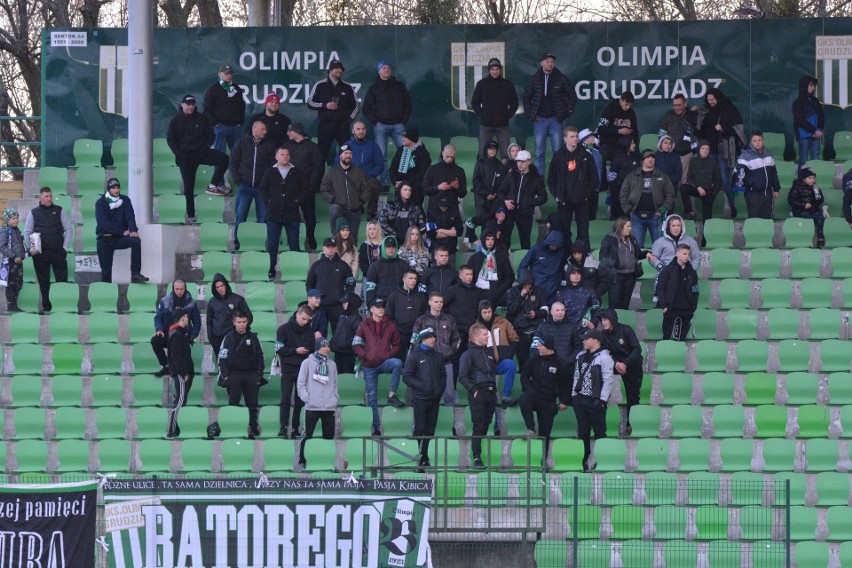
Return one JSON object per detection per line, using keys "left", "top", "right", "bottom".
{"left": 213, "top": 124, "right": 241, "bottom": 154}
{"left": 630, "top": 213, "right": 661, "bottom": 248}
{"left": 266, "top": 220, "right": 301, "bottom": 268}
{"left": 362, "top": 358, "right": 404, "bottom": 429}
{"left": 234, "top": 184, "right": 267, "bottom": 241}
{"left": 798, "top": 137, "right": 821, "bottom": 168}
{"left": 374, "top": 123, "right": 404, "bottom": 186}
{"left": 497, "top": 358, "right": 518, "bottom": 398}
{"left": 712, "top": 152, "right": 735, "bottom": 210}
{"left": 533, "top": 116, "right": 563, "bottom": 175}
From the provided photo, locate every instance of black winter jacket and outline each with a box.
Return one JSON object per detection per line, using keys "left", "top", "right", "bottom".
{"left": 167, "top": 324, "right": 195, "bottom": 378}
{"left": 307, "top": 77, "right": 360, "bottom": 123}
{"left": 218, "top": 329, "right": 265, "bottom": 379}
{"left": 505, "top": 281, "right": 549, "bottom": 334}
{"left": 389, "top": 144, "right": 432, "bottom": 206}
{"left": 473, "top": 156, "right": 507, "bottom": 208}
{"left": 534, "top": 316, "right": 582, "bottom": 364}
{"left": 422, "top": 160, "right": 468, "bottom": 210}
{"left": 522, "top": 353, "right": 571, "bottom": 404}
{"left": 548, "top": 145, "right": 599, "bottom": 206}
{"left": 363, "top": 76, "right": 412, "bottom": 125}
{"left": 284, "top": 137, "right": 324, "bottom": 190}
{"left": 458, "top": 344, "right": 497, "bottom": 393}
{"left": 468, "top": 245, "right": 514, "bottom": 306}
{"left": 386, "top": 284, "right": 428, "bottom": 337}
{"left": 306, "top": 254, "right": 355, "bottom": 306}
{"left": 206, "top": 274, "right": 253, "bottom": 341}
{"left": 259, "top": 164, "right": 306, "bottom": 223}
{"left": 248, "top": 110, "right": 291, "bottom": 148}
{"left": 497, "top": 167, "right": 548, "bottom": 215}
{"left": 166, "top": 111, "right": 215, "bottom": 161}
{"left": 443, "top": 280, "right": 482, "bottom": 333}
{"left": 656, "top": 261, "right": 699, "bottom": 312}
{"left": 596, "top": 308, "right": 643, "bottom": 370}
{"left": 420, "top": 264, "right": 457, "bottom": 296}
{"left": 276, "top": 313, "right": 315, "bottom": 369}
{"left": 788, "top": 179, "right": 824, "bottom": 216}
{"left": 403, "top": 345, "right": 445, "bottom": 401}
{"left": 471, "top": 75, "right": 519, "bottom": 127}
{"left": 792, "top": 75, "right": 825, "bottom": 141}
{"left": 597, "top": 99, "right": 639, "bottom": 154}
{"left": 229, "top": 133, "right": 277, "bottom": 188}
{"left": 523, "top": 67, "right": 577, "bottom": 122}
{"left": 203, "top": 81, "right": 246, "bottom": 126}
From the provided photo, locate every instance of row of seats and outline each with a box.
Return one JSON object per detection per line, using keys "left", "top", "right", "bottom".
{"left": 703, "top": 217, "right": 850, "bottom": 249}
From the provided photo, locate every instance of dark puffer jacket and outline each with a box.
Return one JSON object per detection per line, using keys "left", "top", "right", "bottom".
{"left": 259, "top": 164, "right": 306, "bottom": 223}
{"left": 523, "top": 67, "right": 577, "bottom": 122}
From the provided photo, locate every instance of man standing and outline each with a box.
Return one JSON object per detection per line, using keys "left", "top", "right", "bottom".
{"left": 476, "top": 300, "right": 520, "bottom": 408}
{"left": 471, "top": 58, "right": 518, "bottom": 158}
{"left": 792, "top": 75, "right": 825, "bottom": 170}
{"left": 389, "top": 128, "right": 432, "bottom": 207}
{"left": 572, "top": 328, "right": 614, "bottom": 472}
{"left": 403, "top": 327, "right": 444, "bottom": 470}
{"left": 345, "top": 121, "right": 385, "bottom": 218}
{"left": 152, "top": 279, "right": 200, "bottom": 377}
{"left": 734, "top": 130, "right": 781, "bottom": 219}
{"left": 504, "top": 274, "right": 549, "bottom": 371}
{"left": 519, "top": 333, "right": 570, "bottom": 465}
{"left": 285, "top": 123, "right": 324, "bottom": 251}
{"left": 297, "top": 337, "right": 340, "bottom": 469}
{"left": 230, "top": 120, "right": 276, "bottom": 250}
{"left": 166, "top": 307, "right": 195, "bottom": 439}
{"left": 660, "top": 94, "right": 698, "bottom": 183}
{"left": 320, "top": 144, "right": 369, "bottom": 238}
{"left": 497, "top": 149, "right": 547, "bottom": 249}
{"left": 276, "top": 305, "right": 315, "bottom": 439}
{"left": 305, "top": 237, "right": 356, "bottom": 332}
{"left": 260, "top": 147, "right": 306, "bottom": 278}
{"left": 548, "top": 126, "right": 598, "bottom": 246}
{"left": 24, "top": 186, "right": 72, "bottom": 313}
{"left": 459, "top": 323, "right": 499, "bottom": 468}
{"left": 426, "top": 194, "right": 464, "bottom": 266}
{"left": 413, "top": 292, "right": 461, "bottom": 408}
{"left": 619, "top": 149, "right": 676, "bottom": 247}
{"left": 597, "top": 92, "right": 639, "bottom": 166}
{"left": 656, "top": 243, "right": 699, "bottom": 341}
{"left": 308, "top": 59, "right": 361, "bottom": 164}
{"left": 386, "top": 269, "right": 428, "bottom": 356}
{"left": 95, "top": 177, "right": 148, "bottom": 283}
{"left": 422, "top": 145, "right": 468, "bottom": 212}
{"left": 353, "top": 298, "right": 405, "bottom": 436}
{"left": 471, "top": 141, "right": 507, "bottom": 225}
{"left": 523, "top": 53, "right": 578, "bottom": 175}
{"left": 207, "top": 273, "right": 253, "bottom": 356}
{"left": 203, "top": 64, "right": 246, "bottom": 156}
{"left": 363, "top": 60, "right": 412, "bottom": 188}
{"left": 597, "top": 308, "right": 643, "bottom": 438}
{"left": 248, "top": 92, "right": 291, "bottom": 148}
{"left": 218, "top": 311, "right": 265, "bottom": 439}
{"left": 166, "top": 94, "right": 229, "bottom": 218}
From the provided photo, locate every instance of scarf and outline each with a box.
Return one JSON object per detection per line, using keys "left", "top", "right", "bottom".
{"left": 104, "top": 192, "right": 123, "bottom": 210}
{"left": 397, "top": 147, "right": 413, "bottom": 175}
{"left": 219, "top": 78, "right": 238, "bottom": 98}
{"left": 476, "top": 250, "right": 499, "bottom": 289}
{"left": 312, "top": 352, "right": 329, "bottom": 384}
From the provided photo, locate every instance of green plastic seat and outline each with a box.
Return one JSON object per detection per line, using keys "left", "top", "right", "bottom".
{"left": 740, "top": 504, "right": 773, "bottom": 540}
{"left": 763, "top": 438, "right": 796, "bottom": 472}
{"left": 134, "top": 407, "right": 169, "bottom": 439}
{"left": 238, "top": 251, "right": 272, "bottom": 282}
{"left": 74, "top": 165, "right": 107, "bottom": 196}
{"left": 677, "top": 438, "right": 710, "bottom": 472}
{"left": 550, "top": 439, "right": 584, "bottom": 472}
{"left": 201, "top": 251, "right": 233, "bottom": 281}
{"left": 643, "top": 471, "right": 678, "bottom": 505}
{"left": 47, "top": 375, "right": 83, "bottom": 407}
{"left": 707, "top": 541, "right": 742, "bottom": 567}
{"left": 125, "top": 312, "right": 156, "bottom": 344}
{"left": 653, "top": 505, "right": 687, "bottom": 540}
{"left": 749, "top": 247, "right": 783, "bottom": 279}
{"left": 592, "top": 438, "right": 626, "bottom": 471}
{"left": 11, "top": 344, "right": 44, "bottom": 375}
{"left": 754, "top": 405, "right": 788, "bottom": 438}
{"left": 93, "top": 407, "right": 128, "bottom": 440}
{"left": 790, "top": 247, "right": 823, "bottom": 278}
{"left": 778, "top": 339, "right": 811, "bottom": 372}
{"left": 695, "top": 505, "right": 728, "bottom": 540}
{"left": 55, "top": 439, "right": 91, "bottom": 472}
{"left": 743, "top": 218, "right": 775, "bottom": 248}
{"left": 654, "top": 340, "right": 686, "bottom": 373}
{"left": 643, "top": 309, "right": 662, "bottom": 341}
{"left": 718, "top": 279, "right": 752, "bottom": 309}
{"left": 46, "top": 283, "right": 80, "bottom": 313}
{"left": 829, "top": 374, "right": 852, "bottom": 404}
{"left": 248, "top": 312, "right": 278, "bottom": 341}
{"left": 179, "top": 439, "right": 215, "bottom": 472}
{"left": 689, "top": 308, "right": 717, "bottom": 340}
{"left": 90, "top": 343, "right": 124, "bottom": 375}
{"left": 155, "top": 194, "right": 189, "bottom": 224}
{"left": 669, "top": 405, "right": 703, "bottom": 438}
{"left": 730, "top": 471, "right": 765, "bottom": 505}
{"left": 220, "top": 438, "right": 256, "bottom": 473}
{"left": 735, "top": 340, "right": 770, "bottom": 373}
{"left": 96, "top": 439, "right": 131, "bottom": 472}
{"left": 759, "top": 278, "right": 792, "bottom": 308}
{"left": 198, "top": 222, "right": 230, "bottom": 252}
{"left": 774, "top": 472, "right": 807, "bottom": 505}
{"left": 12, "top": 440, "right": 48, "bottom": 473}
{"left": 831, "top": 248, "right": 852, "bottom": 279}
{"left": 816, "top": 472, "right": 851, "bottom": 505}
{"left": 701, "top": 373, "right": 735, "bottom": 405}
{"left": 805, "top": 438, "right": 838, "bottom": 472}
{"left": 611, "top": 504, "right": 644, "bottom": 540}
{"left": 819, "top": 339, "right": 852, "bottom": 372}
{"left": 138, "top": 439, "right": 174, "bottom": 473}
{"left": 798, "top": 404, "right": 831, "bottom": 438}
{"left": 762, "top": 131, "right": 786, "bottom": 161}
{"left": 90, "top": 375, "right": 125, "bottom": 407}
{"left": 635, "top": 439, "right": 669, "bottom": 472}
{"left": 8, "top": 312, "right": 41, "bottom": 344}
{"left": 234, "top": 221, "right": 268, "bottom": 251}
{"left": 51, "top": 344, "right": 84, "bottom": 375}
{"left": 709, "top": 248, "right": 742, "bottom": 278}
{"left": 600, "top": 471, "right": 634, "bottom": 505}
{"left": 745, "top": 372, "right": 777, "bottom": 405}
{"left": 278, "top": 251, "right": 311, "bottom": 282}
{"left": 794, "top": 541, "right": 829, "bottom": 565}
{"left": 195, "top": 194, "right": 225, "bottom": 224}
{"left": 262, "top": 438, "right": 296, "bottom": 472}
{"left": 725, "top": 307, "right": 759, "bottom": 339}
{"left": 628, "top": 405, "right": 660, "bottom": 438}
{"left": 86, "top": 313, "right": 120, "bottom": 344}
{"left": 659, "top": 373, "right": 693, "bottom": 405}
{"left": 125, "top": 283, "right": 159, "bottom": 313}
{"left": 131, "top": 343, "right": 162, "bottom": 375}
{"left": 37, "top": 167, "right": 68, "bottom": 195}
{"left": 785, "top": 372, "right": 819, "bottom": 404}
{"left": 694, "top": 340, "right": 728, "bottom": 372}
{"left": 243, "top": 282, "right": 277, "bottom": 311}
{"left": 703, "top": 219, "right": 734, "bottom": 249}
{"left": 784, "top": 217, "right": 817, "bottom": 248}
{"left": 767, "top": 308, "right": 800, "bottom": 339}
{"left": 10, "top": 376, "right": 45, "bottom": 407}
{"left": 719, "top": 438, "right": 754, "bottom": 472}
{"left": 840, "top": 541, "right": 852, "bottom": 566}
{"left": 12, "top": 407, "right": 46, "bottom": 439}
{"left": 475, "top": 471, "right": 511, "bottom": 506}
{"left": 800, "top": 277, "right": 835, "bottom": 309}
{"left": 808, "top": 308, "right": 842, "bottom": 340}
{"left": 574, "top": 506, "right": 603, "bottom": 539}
{"left": 53, "top": 406, "right": 87, "bottom": 439}
{"left": 750, "top": 541, "right": 786, "bottom": 566}
{"left": 827, "top": 506, "right": 852, "bottom": 541}
{"left": 73, "top": 138, "right": 104, "bottom": 167}
{"left": 300, "top": 438, "right": 338, "bottom": 472}
{"left": 711, "top": 405, "right": 744, "bottom": 438}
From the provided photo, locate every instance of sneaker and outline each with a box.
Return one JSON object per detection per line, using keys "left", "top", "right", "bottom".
{"left": 166, "top": 425, "right": 180, "bottom": 439}
{"left": 371, "top": 427, "right": 383, "bottom": 437}
{"left": 267, "top": 270, "right": 276, "bottom": 282}
{"left": 41, "top": 301, "right": 52, "bottom": 313}
{"left": 277, "top": 427, "right": 288, "bottom": 438}
{"left": 521, "top": 429, "right": 537, "bottom": 439}
{"left": 297, "top": 460, "right": 307, "bottom": 471}
{"left": 289, "top": 427, "right": 300, "bottom": 439}
{"left": 154, "top": 366, "right": 169, "bottom": 377}
{"left": 248, "top": 429, "right": 260, "bottom": 440}
{"left": 473, "top": 457, "right": 485, "bottom": 469}
{"left": 6, "top": 304, "right": 21, "bottom": 313}
{"left": 817, "top": 237, "right": 826, "bottom": 248}
{"left": 131, "top": 273, "right": 149, "bottom": 283}
{"left": 206, "top": 185, "right": 228, "bottom": 196}
{"left": 501, "top": 397, "right": 518, "bottom": 409}
{"left": 233, "top": 239, "right": 240, "bottom": 251}
{"left": 185, "top": 214, "right": 197, "bottom": 225}
{"left": 387, "top": 394, "right": 405, "bottom": 408}
{"left": 305, "top": 237, "right": 317, "bottom": 251}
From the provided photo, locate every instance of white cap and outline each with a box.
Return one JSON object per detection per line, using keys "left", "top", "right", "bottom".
{"left": 578, "top": 128, "right": 596, "bottom": 143}
{"left": 516, "top": 150, "right": 532, "bottom": 161}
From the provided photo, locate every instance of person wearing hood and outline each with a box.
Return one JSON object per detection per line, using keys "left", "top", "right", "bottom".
{"left": 519, "top": 333, "right": 571, "bottom": 464}
{"left": 423, "top": 145, "right": 468, "bottom": 212}
{"left": 284, "top": 123, "right": 324, "bottom": 251}
{"left": 365, "top": 236, "right": 409, "bottom": 305}
{"left": 152, "top": 279, "right": 201, "bottom": 377}
{"left": 572, "top": 328, "right": 615, "bottom": 471}
{"left": 353, "top": 298, "right": 404, "bottom": 436}
{"left": 344, "top": 121, "right": 384, "bottom": 218}
{"left": 329, "top": 292, "right": 363, "bottom": 374}
{"left": 597, "top": 308, "right": 643, "bottom": 438}
{"left": 386, "top": 269, "right": 428, "bottom": 356}
{"left": 599, "top": 217, "right": 645, "bottom": 310}
{"left": 505, "top": 273, "right": 550, "bottom": 370}
{"left": 403, "top": 326, "right": 445, "bottom": 470}
{"left": 390, "top": 128, "right": 432, "bottom": 207}
{"left": 426, "top": 192, "right": 464, "bottom": 264}
{"left": 471, "top": 57, "right": 519, "bottom": 159}
{"left": 459, "top": 323, "right": 500, "bottom": 468}
{"left": 660, "top": 94, "right": 699, "bottom": 184}
{"left": 320, "top": 144, "right": 369, "bottom": 239}
{"left": 564, "top": 240, "right": 608, "bottom": 301}
{"left": 547, "top": 127, "right": 597, "bottom": 246}
{"left": 260, "top": 146, "right": 307, "bottom": 278}
{"left": 647, "top": 214, "right": 701, "bottom": 274}
{"left": 207, "top": 273, "right": 253, "bottom": 356}
{"left": 516, "top": 230, "right": 569, "bottom": 302}
{"left": 476, "top": 300, "right": 521, "bottom": 409}
{"left": 468, "top": 229, "right": 514, "bottom": 306}
{"left": 680, "top": 139, "right": 722, "bottom": 221}
{"left": 792, "top": 75, "right": 825, "bottom": 170}
{"left": 297, "top": 337, "right": 340, "bottom": 469}
{"left": 166, "top": 307, "right": 195, "bottom": 439}
{"left": 555, "top": 267, "right": 599, "bottom": 329}
{"left": 733, "top": 130, "right": 781, "bottom": 219}
{"left": 695, "top": 87, "right": 746, "bottom": 217}
{"left": 656, "top": 244, "right": 700, "bottom": 341}
{"left": 230, "top": 120, "right": 276, "bottom": 250}
{"left": 298, "top": 289, "right": 328, "bottom": 339}
{"left": 619, "top": 149, "right": 676, "bottom": 248}
{"left": 306, "top": 237, "right": 356, "bottom": 331}
{"left": 498, "top": 149, "right": 547, "bottom": 249}
{"left": 472, "top": 141, "right": 507, "bottom": 221}
{"left": 654, "top": 134, "right": 682, "bottom": 190}
{"left": 534, "top": 301, "right": 583, "bottom": 372}
{"left": 505, "top": 142, "right": 522, "bottom": 173}
{"left": 597, "top": 92, "right": 639, "bottom": 165}
{"left": 380, "top": 182, "right": 426, "bottom": 243}
{"left": 276, "top": 305, "right": 316, "bottom": 438}
{"left": 421, "top": 246, "right": 457, "bottom": 296}
{"left": 788, "top": 167, "right": 826, "bottom": 247}
{"left": 218, "top": 311, "right": 265, "bottom": 439}
{"left": 363, "top": 60, "right": 412, "bottom": 188}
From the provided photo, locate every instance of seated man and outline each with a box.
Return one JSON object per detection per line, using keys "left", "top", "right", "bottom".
{"left": 95, "top": 177, "right": 148, "bottom": 283}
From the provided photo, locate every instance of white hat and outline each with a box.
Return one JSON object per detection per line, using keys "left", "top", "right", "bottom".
{"left": 578, "top": 128, "right": 597, "bottom": 143}
{"left": 516, "top": 150, "right": 532, "bottom": 161}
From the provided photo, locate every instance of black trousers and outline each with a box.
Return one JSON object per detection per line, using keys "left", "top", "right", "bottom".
{"left": 167, "top": 374, "right": 194, "bottom": 434}
{"left": 663, "top": 309, "right": 694, "bottom": 341}
{"left": 299, "top": 194, "right": 317, "bottom": 243}
{"left": 468, "top": 386, "right": 498, "bottom": 459}
{"left": 620, "top": 365, "right": 644, "bottom": 408}
{"left": 574, "top": 402, "right": 607, "bottom": 466}
{"left": 299, "top": 410, "right": 335, "bottom": 463}
{"left": 507, "top": 211, "right": 535, "bottom": 250}
{"left": 334, "top": 351, "right": 356, "bottom": 374}
{"left": 225, "top": 374, "right": 261, "bottom": 434}
{"left": 608, "top": 273, "right": 636, "bottom": 310}
{"left": 97, "top": 235, "right": 142, "bottom": 282}
{"left": 151, "top": 333, "right": 168, "bottom": 367}
{"left": 516, "top": 331, "right": 536, "bottom": 376}
{"left": 679, "top": 184, "right": 719, "bottom": 221}
{"left": 317, "top": 120, "right": 350, "bottom": 165}
{"left": 178, "top": 149, "right": 228, "bottom": 216}
{"left": 412, "top": 397, "right": 441, "bottom": 464}
{"left": 557, "top": 200, "right": 590, "bottom": 246}
{"left": 279, "top": 368, "right": 304, "bottom": 432}
{"left": 744, "top": 192, "right": 773, "bottom": 219}
{"left": 519, "top": 393, "right": 558, "bottom": 460}
{"left": 32, "top": 248, "right": 68, "bottom": 308}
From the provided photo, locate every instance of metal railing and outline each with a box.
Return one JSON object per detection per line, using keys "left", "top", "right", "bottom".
{"left": 0, "top": 115, "right": 41, "bottom": 175}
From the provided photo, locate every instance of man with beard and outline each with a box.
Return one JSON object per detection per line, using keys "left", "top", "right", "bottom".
{"left": 319, "top": 144, "right": 369, "bottom": 238}
{"left": 389, "top": 128, "right": 432, "bottom": 207}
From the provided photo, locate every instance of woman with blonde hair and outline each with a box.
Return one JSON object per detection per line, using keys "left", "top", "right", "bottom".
{"left": 397, "top": 224, "right": 430, "bottom": 274}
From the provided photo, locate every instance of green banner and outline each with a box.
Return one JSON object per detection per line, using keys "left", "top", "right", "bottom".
{"left": 103, "top": 476, "right": 433, "bottom": 568}
{"left": 42, "top": 20, "right": 852, "bottom": 166}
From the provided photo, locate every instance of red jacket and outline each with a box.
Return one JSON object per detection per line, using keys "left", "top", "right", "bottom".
{"left": 352, "top": 316, "right": 400, "bottom": 367}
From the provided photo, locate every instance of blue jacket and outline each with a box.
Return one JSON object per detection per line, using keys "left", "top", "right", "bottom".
{"left": 517, "top": 230, "right": 568, "bottom": 301}
{"left": 344, "top": 136, "right": 385, "bottom": 179}
{"left": 154, "top": 289, "right": 201, "bottom": 338}
{"left": 95, "top": 193, "right": 138, "bottom": 239}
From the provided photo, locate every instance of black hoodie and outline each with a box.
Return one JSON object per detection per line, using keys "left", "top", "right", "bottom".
{"left": 276, "top": 312, "right": 316, "bottom": 369}
{"left": 792, "top": 75, "right": 825, "bottom": 141}
{"left": 206, "top": 273, "right": 253, "bottom": 341}
{"left": 596, "top": 308, "right": 643, "bottom": 370}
